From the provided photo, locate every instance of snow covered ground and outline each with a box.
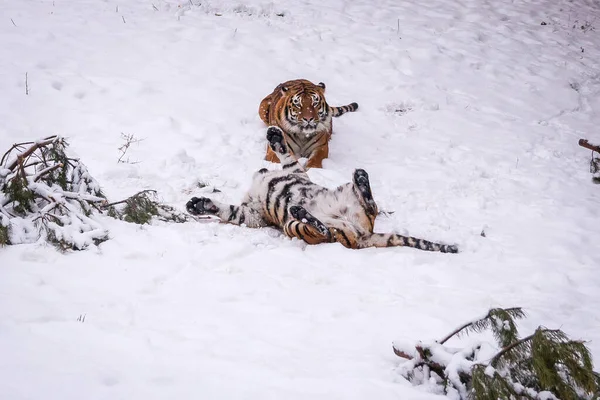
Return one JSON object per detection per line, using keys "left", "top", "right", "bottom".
{"left": 1, "top": 0, "right": 600, "bottom": 398}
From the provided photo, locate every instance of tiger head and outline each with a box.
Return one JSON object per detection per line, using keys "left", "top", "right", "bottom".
{"left": 279, "top": 81, "right": 331, "bottom": 136}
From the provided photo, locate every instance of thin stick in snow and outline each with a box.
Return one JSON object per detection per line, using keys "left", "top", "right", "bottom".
{"left": 25, "top": 72, "right": 29, "bottom": 95}
{"left": 11, "top": 18, "right": 17, "bottom": 27}
{"left": 122, "top": 16, "right": 126, "bottom": 24}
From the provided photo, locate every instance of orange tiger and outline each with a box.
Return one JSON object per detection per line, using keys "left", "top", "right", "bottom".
{"left": 258, "top": 79, "right": 358, "bottom": 169}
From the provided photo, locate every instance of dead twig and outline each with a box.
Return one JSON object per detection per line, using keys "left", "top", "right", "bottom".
{"left": 117, "top": 133, "right": 143, "bottom": 164}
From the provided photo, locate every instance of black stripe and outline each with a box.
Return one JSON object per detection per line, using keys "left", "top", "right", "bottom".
{"left": 293, "top": 222, "right": 302, "bottom": 239}
{"left": 352, "top": 186, "right": 374, "bottom": 222}
{"left": 386, "top": 236, "right": 394, "bottom": 247}
{"left": 282, "top": 162, "right": 298, "bottom": 169}
{"left": 304, "top": 132, "right": 326, "bottom": 148}
{"left": 239, "top": 212, "right": 245, "bottom": 225}
{"left": 282, "top": 194, "right": 294, "bottom": 223}
{"left": 338, "top": 230, "right": 351, "bottom": 247}
{"left": 302, "top": 225, "right": 312, "bottom": 238}
{"left": 227, "top": 205, "right": 237, "bottom": 222}
{"left": 286, "top": 133, "right": 301, "bottom": 148}
{"left": 265, "top": 176, "right": 298, "bottom": 218}
{"left": 274, "top": 181, "right": 302, "bottom": 223}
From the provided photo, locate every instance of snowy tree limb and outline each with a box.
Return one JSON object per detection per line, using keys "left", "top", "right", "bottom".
{"left": 100, "top": 189, "right": 156, "bottom": 208}
{"left": 33, "top": 163, "right": 63, "bottom": 182}
{"left": 3, "top": 136, "right": 58, "bottom": 171}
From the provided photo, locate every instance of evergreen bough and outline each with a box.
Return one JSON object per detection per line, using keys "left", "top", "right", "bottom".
{"left": 105, "top": 189, "right": 188, "bottom": 224}
{"left": 393, "top": 308, "right": 600, "bottom": 400}
{"left": 0, "top": 136, "right": 188, "bottom": 250}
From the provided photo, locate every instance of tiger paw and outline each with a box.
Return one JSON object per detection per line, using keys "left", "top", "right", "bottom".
{"left": 186, "top": 197, "right": 219, "bottom": 216}
{"left": 353, "top": 169, "right": 377, "bottom": 215}
{"left": 289, "top": 206, "right": 331, "bottom": 238}
{"left": 266, "top": 126, "right": 288, "bottom": 154}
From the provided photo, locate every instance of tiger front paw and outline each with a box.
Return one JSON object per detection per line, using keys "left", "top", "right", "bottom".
{"left": 266, "top": 126, "right": 288, "bottom": 154}
{"left": 186, "top": 197, "right": 219, "bottom": 216}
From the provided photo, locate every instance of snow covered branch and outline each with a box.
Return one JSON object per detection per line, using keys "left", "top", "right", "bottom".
{"left": 0, "top": 135, "right": 189, "bottom": 249}
{"left": 0, "top": 136, "right": 108, "bottom": 249}
{"left": 393, "top": 308, "right": 600, "bottom": 400}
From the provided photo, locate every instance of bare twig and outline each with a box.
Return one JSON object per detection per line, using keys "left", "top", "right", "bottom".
{"left": 152, "top": 4, "right": 159, "bottom": 11}
{"left": 25, "top": 72, "right": 29, "bottom": 95}
{"left": 11, "top": 18, "right": 17, "bottom": 27}
{"left": 117, "top": 133, "right": 143, "bottom": 164}
{"left": 122, "top": 16, "right": 126, "bottom": 23}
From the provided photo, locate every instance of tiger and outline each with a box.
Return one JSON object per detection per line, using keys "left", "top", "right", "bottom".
{"left": 258, "top": 79, "right": 359, "bottom": 169}
{"left": 186, "top": 126, "right": 458, "bottom": 253}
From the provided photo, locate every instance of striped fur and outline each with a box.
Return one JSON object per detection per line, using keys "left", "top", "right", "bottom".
{"left": 186, "top": 127, "right": 458, "bottom": 253}
{"left": 259, "top": 79, "right": 358, "bottom": 169}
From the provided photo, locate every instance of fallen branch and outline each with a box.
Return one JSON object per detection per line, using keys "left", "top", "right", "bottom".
{"left": 5, "top": 136, "right": 57, "bottom": 171}
{"left": 100, "top": 189, "right": 156, "bottom": 209}
{"left": 579, "top": 139, "right": 600, "bottom": 153}
{"left": 394, "top": 308, "right": 599, "bottom": 400}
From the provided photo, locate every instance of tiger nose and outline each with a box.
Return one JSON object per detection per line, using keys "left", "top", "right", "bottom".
{"left": 303, "top": 117, "right": 314, "bottom": 123}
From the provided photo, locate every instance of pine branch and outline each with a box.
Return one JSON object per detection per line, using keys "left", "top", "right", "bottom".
{"left": 4, "top": 136, "right": 57, "bottom": 171}
{"left": 439, "top": 320, "right": 477, "bottom": 344}
{"left": 100, "top": 190, "right": 157, "bottom": 208}
{"left": 439, "top": 307, "right": 525, "bottom": 345}
{"left": 33, "top": 163, "right": 63, "bottom": 181}
{"left": 490, "top": 332, "right": 535, "bottom": 367}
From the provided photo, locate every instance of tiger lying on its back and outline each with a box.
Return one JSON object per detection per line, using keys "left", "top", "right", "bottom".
{"left": 258, "top": 79, "right": 358, "bottom": 169}
{"left": 186, "top": 126, "right": 458, "bottom": 253}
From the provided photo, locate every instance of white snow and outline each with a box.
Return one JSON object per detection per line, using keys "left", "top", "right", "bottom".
{"left": 1, "top": 0, "right": 600, "bottom": 399}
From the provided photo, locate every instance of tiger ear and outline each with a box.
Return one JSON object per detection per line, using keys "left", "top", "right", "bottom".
{"left": 317, "top": 82, "right": 326, "bottom": 89}
{"left": 280, "top": 86, "right": 289, "bottom": 94}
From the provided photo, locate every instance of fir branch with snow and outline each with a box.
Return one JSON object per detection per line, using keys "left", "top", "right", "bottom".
{"left": 102, "top": 189, "right": 188, "bottom": 224}
{"left": 0, "top": 136, "right": 108, "bottom": 250}
{"left": 0, "top": 136, "right": 190, "bottom": 250}
{"left": 393, "top": 308, "right": 600, "bottom": 400}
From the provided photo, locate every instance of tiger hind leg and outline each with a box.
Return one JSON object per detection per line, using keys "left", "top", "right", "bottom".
{"left": 283, "top": 205, "right": 332, "bottom": 244}
{"left": 266, "top": 126, "right": 304, "bottom": 173}
{"left": 359, "top": 233, "right": 458, "bottom": 253}
{"left": 352, "top": 169, "right": 378, "bottom": 216}
{"left": 186, "top": 197, "right": 266, "bottom": 228}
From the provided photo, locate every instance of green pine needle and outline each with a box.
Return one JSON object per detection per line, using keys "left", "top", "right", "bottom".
{"left": 0, "top": 223, "right": 9, "bottom": 246}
